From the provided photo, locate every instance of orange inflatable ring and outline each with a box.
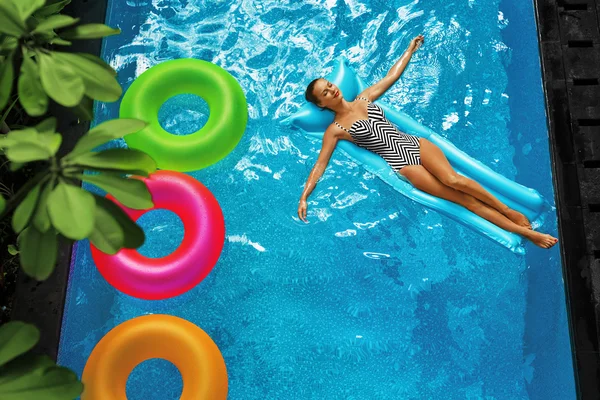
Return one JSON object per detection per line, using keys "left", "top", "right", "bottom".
{"left": 81, "top": 314, "right": 227, "bottom": 399}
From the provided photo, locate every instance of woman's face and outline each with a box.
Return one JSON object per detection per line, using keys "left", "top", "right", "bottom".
{"left": 312, "top": 78, "right": 342, "bottom": 109}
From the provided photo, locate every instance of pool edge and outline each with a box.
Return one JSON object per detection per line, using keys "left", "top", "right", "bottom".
{"left": 532, "top": 0, "right": 600, "bottom": 398}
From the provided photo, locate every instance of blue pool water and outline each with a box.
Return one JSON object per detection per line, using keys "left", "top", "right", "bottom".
{"left": 58, "top": 0, "right": 576, "bottom": 399}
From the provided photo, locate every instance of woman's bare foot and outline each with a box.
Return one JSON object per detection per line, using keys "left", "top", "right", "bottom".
{"left": 505, "top": 209, "right": 532, "bottom": 229}
{"left": 525, "top": 230, "right": 558, "bottom": 249}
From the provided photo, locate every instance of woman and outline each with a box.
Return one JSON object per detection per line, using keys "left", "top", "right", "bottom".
{"left": 298, "top": 35, "right": 558, "bottom": 249}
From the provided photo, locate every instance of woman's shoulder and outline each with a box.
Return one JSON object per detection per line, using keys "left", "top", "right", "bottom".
{"left": 326, "top": 121, "right": 351, "bottom": 139}
{"left": 328, "top": 121, "right": 346, "bottom": 133}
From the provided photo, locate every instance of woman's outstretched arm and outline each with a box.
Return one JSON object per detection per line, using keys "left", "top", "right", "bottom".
{"left": 358, "top": 35, "right": 424, "bottom": 102}
{"left": 298, "top": 128, "right": 339, "bottom": 222}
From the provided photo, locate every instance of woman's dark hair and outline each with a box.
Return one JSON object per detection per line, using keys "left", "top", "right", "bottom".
{"left": 305, "top": 78, "right": 324, "bottom": 108}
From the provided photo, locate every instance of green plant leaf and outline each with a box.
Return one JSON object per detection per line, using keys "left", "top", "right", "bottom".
{"left": 1, "top": 128, "right": 35, "bottom": 155}
{"left": 12, "top": 181, "right": 42, "bottom": 233}
{"left": 87, "top": 199, "right": 124, "bottom": 254}
{"left": 37, "top": 132, "right": 62, "bottom": 156}
{"left": 6, "top": 127, "right": 37, "bottom": 141}
{"left": 0, "top": 354, "right": 53, "bottom": 386}
{"left": 68, "top": 95, "right": 93, "bottom": 121}
{"left": 13, "top": 0, "right": 45, "bottom": 20}
{"left": 0, "top": 365, "right": 83, "bottom": 400}
{"left": 36, "top": 50, "right": 84, "bottom": 107}
{"left": 89, "top": 195, "right": 145, "bottom": 254}
{"left": 32, "top": 14, "right": 78, "bottom": 33}
{"left": 52, "top": 52, "right": 121, "bottom": 102}
{"left": 0, "top": 193, "right": 5, "bottom": 214}
{"left": 68, "top": 148, "right": 157, "bottom": 176}
{"left": 4, "top": 142, "right": 50, "bottom": 163}
{"left": 19, "top": 46, "right": 35, "bottom": 59}
{"left": 60, "top": 23, "right": 120, "bottom": 39}
{"left": 18, "top": 53, "right": 48, "bottom": 116}
{"left": 9, "top": 162, "right": 24, "bottom": 172}
{"left": 0, "top": 36, "right": 18, "bottom": 55}
{"left": 0, "top": 322, "right": 39, "bottom": 367}
{"left": 7, "top": 244, "right": 18, "bottom": 255}
{"left": 31, "top": 30, "right": 57, "bottom": 44}
{"left": 79, "top": 173, "right": 153, "bottom": 210}
{"left": 34, "top": 117, "right": 57, "bottom": 135}
{"left": 2, "top": 128, "right": 60, "bottom": 162}
{"left": 0, "top": 135, "right": 17, "bottom": 149}
{"left": 77, "top": 53, "right": 116, "bottom": 76}
{"left": 33, "top": 0, "right": 71, "bottom": 18}
{"left": 0, "top": 2, "right": 26, "bottom": 37}
{"left": 32, "top": 179, "right": 53, "bottom": 232}
{"left": 67, "top": 118, "right": 146, "bottom": 158}
{"left": 49, "top": 37, "right": 71, "bottom": 46}
{"left": 18, "top": 226, "right": 57, "bottom": 280}
{"left": 0, "top": 52, "right": 14, "bottom": 110}
{"left": 47, "top": 182, "right": 95, "bottom": 240}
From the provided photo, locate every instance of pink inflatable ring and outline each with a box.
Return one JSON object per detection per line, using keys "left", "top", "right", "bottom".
{"left": 90, "top": 170, "right": 225, "bottom": 300}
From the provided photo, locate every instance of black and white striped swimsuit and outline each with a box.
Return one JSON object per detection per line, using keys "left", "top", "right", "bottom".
{"left": 334, "top": 97, "right": 421, "bottom": 170}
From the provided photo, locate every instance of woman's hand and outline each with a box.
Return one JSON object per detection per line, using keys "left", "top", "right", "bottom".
{"left": 409, "top": 35, "right": 424, "bottom": 52}
{"left": 297, "top": 197, "right": 308, "bottom": 223}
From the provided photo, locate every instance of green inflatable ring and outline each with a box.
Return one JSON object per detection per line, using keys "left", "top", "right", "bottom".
{"left": 120, "top": 58, "right": 247, "bottom": 172}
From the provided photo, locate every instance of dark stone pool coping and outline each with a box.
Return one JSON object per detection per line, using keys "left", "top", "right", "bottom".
{"left": 9, "top": 0, "right": 599, "bottom": 397}
{"left": 533, "top": 0, "right": 600, "bottom": 398}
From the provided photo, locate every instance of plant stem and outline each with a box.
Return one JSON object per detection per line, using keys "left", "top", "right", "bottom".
{"left": 0, "top": 169, "right": 50, "bottom": 220}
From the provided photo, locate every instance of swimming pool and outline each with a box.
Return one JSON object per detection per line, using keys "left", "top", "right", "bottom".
{"left": 58, "top": 0, "right": 576, "bottom": 398}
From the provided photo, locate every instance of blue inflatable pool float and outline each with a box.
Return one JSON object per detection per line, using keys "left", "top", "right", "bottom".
{"left": 281, "top": 57, "right": 548, "bottom": 255}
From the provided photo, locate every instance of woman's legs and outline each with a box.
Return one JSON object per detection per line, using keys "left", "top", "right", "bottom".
{"left": 399, "top": 165, "right": 558, "bottom": 248}
{"left": 418, "top": 138, "right": 532, "bottom": 229}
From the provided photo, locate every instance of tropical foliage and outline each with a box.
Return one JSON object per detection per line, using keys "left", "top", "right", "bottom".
{"left": 0, "top": 0, "right": 153, "bottom": 280}
{"left": 0, "top": 0, "right": 122, "bottom": 119}
{"left": 0, "top": 0, "right": 156, "bottom": 398}
{"left": 0, "top": 321, "right": 83, "bottom": 400}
